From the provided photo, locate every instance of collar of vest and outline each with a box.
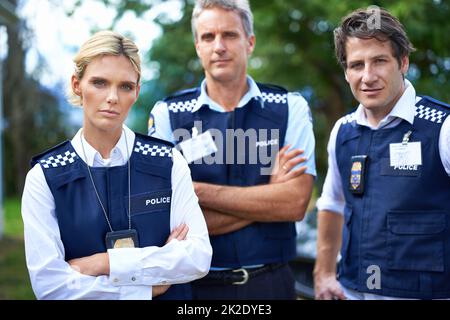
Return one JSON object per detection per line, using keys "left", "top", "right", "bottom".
{"left": 31, "top": 133, "right": 174, "bottom": 169}
{"left": 164, "top": 82, "right": 288, "bottom": 114}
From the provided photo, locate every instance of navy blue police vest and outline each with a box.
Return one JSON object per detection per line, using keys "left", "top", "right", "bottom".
{"left": 31, "top": 133, "right": 191, "bottom": 300}
{"left": 165, "top": 83, "right": 296, "bottom": 268}
{"left": 336, "top": 96, "right": 450, "bottom": 299}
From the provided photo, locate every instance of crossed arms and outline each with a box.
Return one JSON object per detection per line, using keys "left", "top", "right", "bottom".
{"left": 194, "top": 145, "right": 315, "bottom": 235}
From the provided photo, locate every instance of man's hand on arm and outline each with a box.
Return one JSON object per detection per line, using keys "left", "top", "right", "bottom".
{"left": 313, "top": 210, "right": 346, "bottom": 300}
{"left": 269, "top": 145, "right": 307, "bottom": 184}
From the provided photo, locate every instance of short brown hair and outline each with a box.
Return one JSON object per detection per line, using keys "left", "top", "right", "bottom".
{"left": 334, "top": 7, "right": 415, "bottom": 69}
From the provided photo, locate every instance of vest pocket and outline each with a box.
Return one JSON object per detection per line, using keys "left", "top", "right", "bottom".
{"left": 387, "top": 211, "right": 446, "bottom": 272}
{"left": 53, "top": 170, "right": 87, "bottom": 189}
{"left": 135, "top": 162, "right": 171, "bottom": 179}
{"left": 341, "top": 205, "right": 353, "bottom": 261}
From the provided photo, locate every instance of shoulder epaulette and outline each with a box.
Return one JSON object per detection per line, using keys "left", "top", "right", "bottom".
{"left": 257, "top": 82, "right": 288, "bottom": 94}
{"left": 257, "top": 83, "right": 289, "bottom": 105}
{"left": 134, "top": 133, "right": 173, "bottom": 158}
{"left": 415, "top": 95, "right": 449, "bottom": 124}
{"left": 163, "top": 87, "right": 201, "bottom": 113}
{"left": 417, "top": 95, "right": 450, "bottom": 110}
{"left": 134, "top": 132, "right": 174, "bottom": 148}
{"left": 163, "top": 87, "right": 199, "bottom": 102}
{"left": 30, "top": 140, "right": 76, "bottom": 168}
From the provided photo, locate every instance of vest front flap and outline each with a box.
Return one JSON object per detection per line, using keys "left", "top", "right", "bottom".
{"left": 252, "top": 103, "right": 285, "bottom": 125}
{"left": 387, "top": 211, "right": 446, "bottom": 235}
{"left": 52, "top": 169, "right": 87, "bottom": 189}
{"left": 134, "top": 161, "right": 171, "bottom": 180}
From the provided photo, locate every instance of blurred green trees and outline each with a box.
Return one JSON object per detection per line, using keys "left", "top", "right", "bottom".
{"left": 2, "top": 0, "right": 70, "bottom": 195}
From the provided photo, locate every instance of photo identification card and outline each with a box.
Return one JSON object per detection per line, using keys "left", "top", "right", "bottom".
{"left": 178, "top": 130, "right": 218, "bottom": 163}
{"left": 389, "top": 142, "right": 422, "bottom": 167}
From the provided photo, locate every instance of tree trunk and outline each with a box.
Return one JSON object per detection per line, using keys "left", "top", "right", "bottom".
{"left": 3, "top": 0, "right": 29, "bottom": 195}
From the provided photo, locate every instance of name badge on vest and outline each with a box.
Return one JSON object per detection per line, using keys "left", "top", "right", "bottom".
{"left": 130, "top": 190, "right": 172, "bottom": 214}
{"left": 178, "top": 128, "right": 218, "bottom": 163}
{"left": 389, "top": 142, "right": 422, "bottom": 167}
{"left": 349, "top": 155, "right": 368, "bottom": 195}
{"left": 389, "top": 130, "right": 422, "bottom": 168}
{"left": 105, "top": 229, "right": 139, "bottom": 249}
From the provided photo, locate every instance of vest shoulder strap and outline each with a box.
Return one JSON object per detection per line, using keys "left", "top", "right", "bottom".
{"left": 256, "top": 83, "right": 289, "bottom": 107}
{"left": 30, "top": 140, "right": 73, "bottom": 168}
{"left": 164, "top": 87, "right": 200, "bottom": 103}
{"left": 417, "top": 95, "right": 450, "bottom": 110}
{"left": 256, "top": 82, "right": 288, "bottom": 94}
{"left": 133, "top": 133, "right": 174, "bottom": 164}
{"left": 415, "top": 95, "right": 450, "bottom": 125}
{"left": 134, "top": 132, "right": 174, "bottom": 148}
{"left": 163, "top": 87, "right": 201, "bottom": 114}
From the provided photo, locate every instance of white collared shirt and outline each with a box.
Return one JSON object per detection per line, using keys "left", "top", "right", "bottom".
{"left": 150, "top": 76, "right": 316, "bottom": 177}
{"left": 316, "top": 80, "right": 450, "bottom": 215}
{"left": 21, "top": 125, "right": 212, "bottom": 300}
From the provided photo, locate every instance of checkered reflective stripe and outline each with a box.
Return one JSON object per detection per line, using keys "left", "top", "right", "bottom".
{"left": 415, "top": 104, "right": 447, "bottom": 124}
{"left": 134, "top": 141, "right": 172, "bottom": 157}
{"left": 168, "top": 99, "right": 198, "bottom": 113}
{"left": 261, "top": 92, "right": 287, "bottom": 104}
{"left": 341, "top": 112, "right": 356, "bottom": 125}
{"left": 40, "top": 151, "right": 78, "bottom": 169}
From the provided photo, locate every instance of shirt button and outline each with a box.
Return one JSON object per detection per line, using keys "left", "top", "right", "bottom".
{"left": 113, "top": 278, "right": 119, "bottom": 283}
{"left": 131, "top": 276, "right": 136, "bottom": 282}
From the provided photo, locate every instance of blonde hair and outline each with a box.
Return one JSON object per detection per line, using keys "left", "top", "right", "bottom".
{"left": 67, "top": 30, "right": 141, "bottom": 106}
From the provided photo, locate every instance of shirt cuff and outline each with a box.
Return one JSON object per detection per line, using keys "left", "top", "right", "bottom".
{"left": 119, "top": 285, "right": 152, "bottom": 300}
{"left": 108, "top": 248, "right": 143, "bottom": 286}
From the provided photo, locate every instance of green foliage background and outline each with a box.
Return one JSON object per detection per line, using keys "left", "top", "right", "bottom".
{"left": 1, "top": 0, "right": 449, "bottom": 300}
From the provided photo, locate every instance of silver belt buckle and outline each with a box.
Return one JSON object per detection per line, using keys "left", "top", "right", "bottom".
{"left": 232, "top": 268, "right": 249, "bottom": 285}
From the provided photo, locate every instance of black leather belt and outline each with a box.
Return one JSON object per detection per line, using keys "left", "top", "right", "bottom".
{"left": 194, "top": 263, "right": 286, "bottom": 286}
